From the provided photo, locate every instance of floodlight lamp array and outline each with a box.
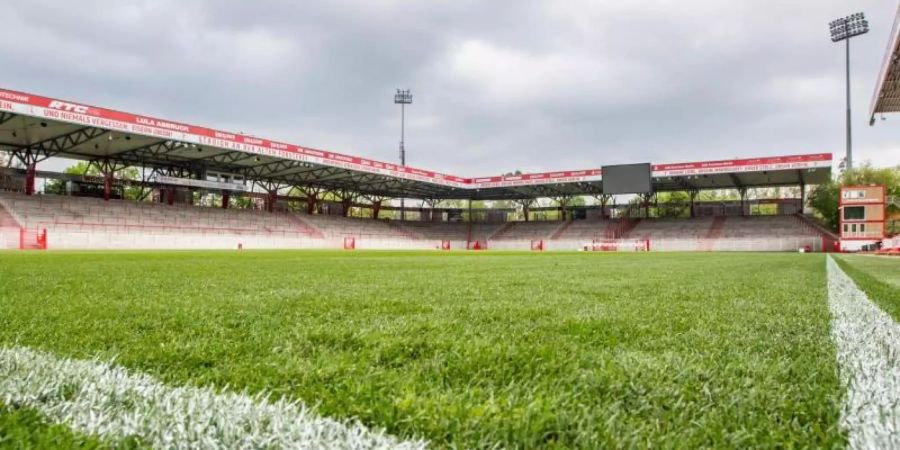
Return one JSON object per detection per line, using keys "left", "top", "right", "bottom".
{"left": 830, "top": 12, "right": 869, "bottom": 42}
{"left": 394, "top": 89, "right": 413, "bottom": 104}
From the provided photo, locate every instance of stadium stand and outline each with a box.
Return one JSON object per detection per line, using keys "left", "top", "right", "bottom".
{"left": 0, "top": 192, "right": 326, "bottom": 250}
{"left": 297, "top": 214, "right": 435, "bottom": 249}
{"left": 551, "top": 219, "right": 615, "bottom": 241}
{"left": 393, "top": 221, "right": 507, "bottom": 249}
{"left": 622, "top": 216, "right": 824, "bottom": 251}
{"left": 300, "top": 214, "right": 409, "bottom": 240}
{"left": 491, "top": 221, "right": 566, "bottom": 241}
{"left": 0, "top": 201, "right": 20, "bottom": 249}
{"left": 0, "top": 86, "right": 843, "bottom": 252}
{"left": 0, "top": 189, "right": 841, "bottom": 251}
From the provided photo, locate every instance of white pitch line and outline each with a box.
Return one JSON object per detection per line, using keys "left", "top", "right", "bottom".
{"left": 826, "top": 256, "right": 900, "bottom": 449}
{"left": 0, "top": 346, "right": 427, "bottom": 450}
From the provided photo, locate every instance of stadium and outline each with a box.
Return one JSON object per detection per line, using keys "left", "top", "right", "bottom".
{"left": 0, "top": 1, "right": 899, "bottom": 449}
{"left": 0, "top": 87, "right": 838, "bottom": 252}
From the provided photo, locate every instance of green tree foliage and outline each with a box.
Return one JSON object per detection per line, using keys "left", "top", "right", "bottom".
{"left": 44, "top": 162, "right": 101, "bottom": 195}
{"left": 44, "top": 162, "right": 144, "bottom": 200}
{"left": 698, "top": 189, "right": 741, "bottom": 201}
{"left": 655, "top": 191, "right": 690, "bottom": 218}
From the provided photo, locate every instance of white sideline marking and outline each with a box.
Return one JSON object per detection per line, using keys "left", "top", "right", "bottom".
{"left": 0, "top": 346, "right": 427, "bottom": 450}
{"left": 826, "top": 256, "right": 900, "bottom": 449}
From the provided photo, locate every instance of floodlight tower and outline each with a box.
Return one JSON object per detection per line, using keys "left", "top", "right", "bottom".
{"left": 394, "top": 89, "right": 413, "bottom": 220}
{"left": 830, "top": 12, "right": 869, "bottom": 172}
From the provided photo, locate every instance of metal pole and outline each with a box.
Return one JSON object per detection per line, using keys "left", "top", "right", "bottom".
{"left": 845, "top": 36, "right": 853, "bottom": 172}
{"left": 401, "top": 103, "right": 406, "bottom": 166}
{"left": 400, "top": 103, "right": 405, "bottom": 221}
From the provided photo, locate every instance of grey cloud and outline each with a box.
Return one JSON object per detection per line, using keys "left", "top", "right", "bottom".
{"left": 2, "top": 0, "right": 900, "bottom": 177}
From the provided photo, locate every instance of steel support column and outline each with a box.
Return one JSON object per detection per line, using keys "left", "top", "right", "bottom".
{"left": 222, "top": 191, "right": 230, "bottom": 209}
{"left": 372, "top": 199, "right": 382, "bottom": 219}
{"left": 103, "top": 172, "right": 113, "bottom": 201}
{"left": 800, "top": 183, "right": 806, "bottom": 214}
{"left": 341, "top": 196, "right": 352, "bottom": 217}
{"left": 306, "top": 192, "right": 317, "bottom": 215}
{"left": 739, "top": 188, "right": 748, "bottom": 216}
{"left": 24, "top": 163, "right": 36, "bottom": 195}
{"left": 265, "top": 191, "right": 277, "bottom": 213}
{"left": 689, "top": 190, "right": 699, "bottom": 218}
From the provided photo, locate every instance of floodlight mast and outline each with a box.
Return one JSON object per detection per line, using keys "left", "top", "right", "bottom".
{"left": 829, "top": 12, "right": 869, "bottom": 172}
{"left": 394, "top": 89, "right": 413, "bottom": 220}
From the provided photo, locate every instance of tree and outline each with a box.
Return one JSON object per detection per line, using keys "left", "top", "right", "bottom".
{"left": 655, "top": 191, "right": 690, "bottom": 218}
{"left": 698, "top": 189, "right": 741, "bottom": 202}
{"left": 44, "top": 161, "right": 143, "bottom": 199}
{"left": 807, "top": 179, "right": 841, "bottom": 230}
{"left": 44, "top": 162, "right": 101, "bottom": 195}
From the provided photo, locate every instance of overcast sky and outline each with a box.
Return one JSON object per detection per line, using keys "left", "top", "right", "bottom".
{"left": 3, "top": 0, "right": 900, "bottom": 176}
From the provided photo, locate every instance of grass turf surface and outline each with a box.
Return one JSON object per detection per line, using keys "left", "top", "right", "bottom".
{"left": 0, "top": 251, "right": 844, "bottom": 448}
{"left": 833, "top": 254, "right": 900, "bottom": 322}
{"left": 0, "top": 401, "right": 140, "bottom": 450}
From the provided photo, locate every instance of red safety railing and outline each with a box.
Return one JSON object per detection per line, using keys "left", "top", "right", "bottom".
{"left": 19, "top": 227, "right": 47, "bottom": 250}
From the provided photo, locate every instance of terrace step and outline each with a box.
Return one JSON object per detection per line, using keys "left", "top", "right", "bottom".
{"left": 385, "top": 220, "right": 423, "bottom": 240}
{"left": 700, "top": 216, "right": 726, "bottom": 251}
{"left": 486, "top": 221, "right": 515, "bottom": 240}
{"left": 550, "top": 220, "right": 574, "bottom": 240}
{"left": 0, "top": 202, "right": 21, "bottom": 249}
{"left": 794, "top": 214, "right": 839, "bottom": 240}
{"left": 0, "top": 201, "right": 21, "bottom": 228}
{"left": 284, "top": 213, "right": 324, "bottom": 238}
{"left": 615, "top": 218, "right": 641, "bottom": 239}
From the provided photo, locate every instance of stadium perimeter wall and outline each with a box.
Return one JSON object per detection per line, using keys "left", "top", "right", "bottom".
{"left": 27, "top": 234, "right": 824, "bottom": 252}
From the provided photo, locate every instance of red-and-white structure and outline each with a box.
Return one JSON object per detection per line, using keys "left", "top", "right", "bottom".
{"left": 839, "top": 185, "right": 887, "bottom": 251}
{"left": 0, "top": 87, "right": 838, "bottom": 251}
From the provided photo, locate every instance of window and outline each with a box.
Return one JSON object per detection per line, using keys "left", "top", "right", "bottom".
{"left": 844, "top": 206, "right": 865, "bottom": 220}
{"left": 844, "top": 224, "right": 849, "bottom": 233}
{"left": 860, "top": 224, "right": 866, "bottom": 233}
{"left": 851, "top": 224, "right": 857, "bottom": 233}
{"left": 842, "top": 190, "right": 866, "bottom": 199}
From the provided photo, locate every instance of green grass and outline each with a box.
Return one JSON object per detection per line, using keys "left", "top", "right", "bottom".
{"left": 833, "top": 254, "right": 900, "bottom": 322}
{"left": 0, "top": 402, "right": 142, "bottom": 449}
{"left": 0, "top": 251, "right": 844, "bottom": 448}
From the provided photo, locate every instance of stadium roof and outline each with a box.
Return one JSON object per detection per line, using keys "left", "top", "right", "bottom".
{"left": 0, "top": 87, "right": 832, "bottom": 200}
{"left": 871, "top": 4, "right": 900, "bottom": 124}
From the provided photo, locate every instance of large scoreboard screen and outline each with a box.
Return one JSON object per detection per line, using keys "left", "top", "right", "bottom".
{"left": 601, "top": 163, "right": 652, "bottom": 195}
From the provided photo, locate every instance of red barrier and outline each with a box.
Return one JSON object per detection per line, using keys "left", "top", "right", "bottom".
{"left": 19, "top": 227, "right": 47, "bottom": 250}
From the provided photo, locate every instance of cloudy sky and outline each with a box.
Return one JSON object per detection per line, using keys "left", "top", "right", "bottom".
{"left": 3, "top": 0, "right": 900, "bottom": 176}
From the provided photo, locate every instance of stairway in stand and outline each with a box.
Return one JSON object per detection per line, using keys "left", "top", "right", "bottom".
{"left": 384, "top": 220, "right": 423, "bottom": 240}
{"left": 0, "top": 202, "right": 21, "bottom": 249}
{"left": 549, "top": 220, "right": 574, "bottom": 240}
{"left": 612, "top": 218, "right": 640, "bottom": 239}
{"left": 283, "top": 213, "right": 325, "bottom": 239}
{"left": 700, "top": 216, "right": 726, "bottom": 251}
{"left": 486, "top": 222, "right": 515, "bottom": 240}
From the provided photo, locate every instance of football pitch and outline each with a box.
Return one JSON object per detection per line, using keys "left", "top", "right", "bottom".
{"left": 1, "top": 250, "right": 894, "bottom": 448}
